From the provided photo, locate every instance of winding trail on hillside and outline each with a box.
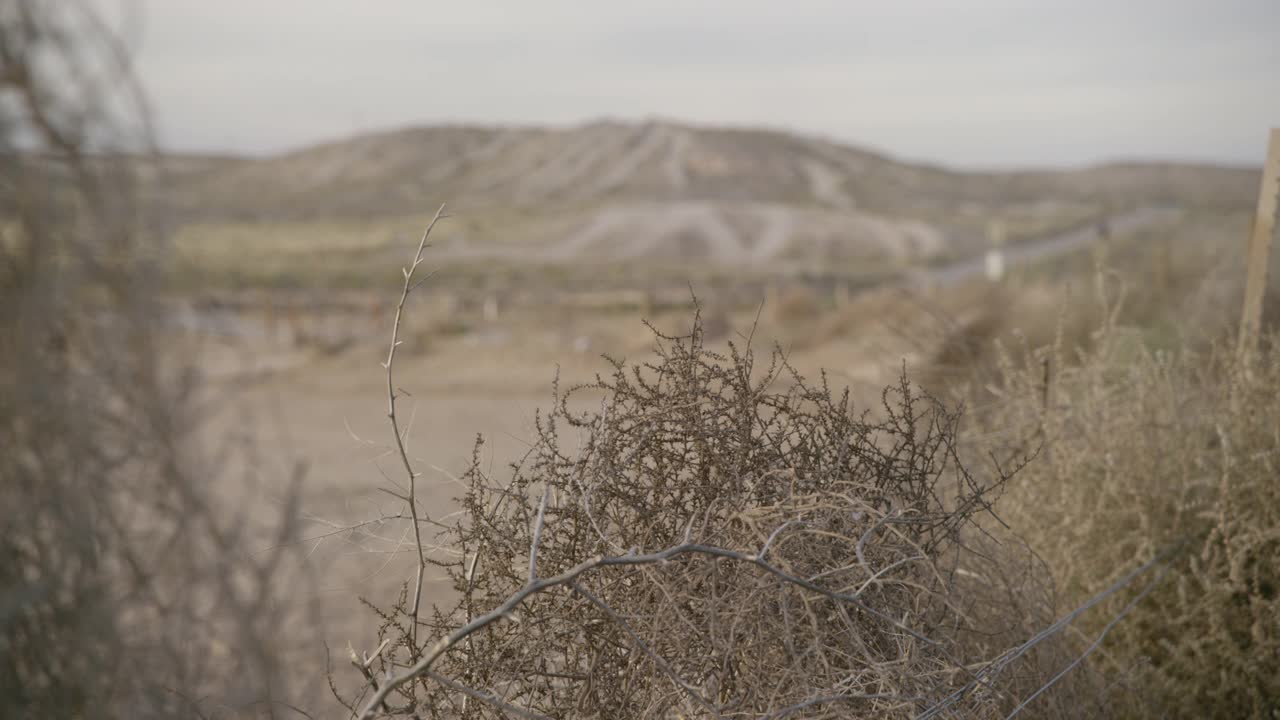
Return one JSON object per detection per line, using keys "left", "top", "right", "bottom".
{"left": 441, "top": 203, "right": 1179, "bottom": 272}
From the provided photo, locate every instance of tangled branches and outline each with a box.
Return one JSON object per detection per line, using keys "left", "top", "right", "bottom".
{"left": 336, "top": 213, "right": 1047, "bottom": 718}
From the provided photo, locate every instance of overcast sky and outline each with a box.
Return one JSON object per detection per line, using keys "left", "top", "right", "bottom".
{"left": 115, "top": 0, "right": 1278, "bottom": 168}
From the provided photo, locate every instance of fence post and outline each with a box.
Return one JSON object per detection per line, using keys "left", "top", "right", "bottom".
{"left": 1238, "top": 128, "right": 1280, "bottom": 363}
{"left": 984, "top": 219, "right": 1006, "bottom": 282}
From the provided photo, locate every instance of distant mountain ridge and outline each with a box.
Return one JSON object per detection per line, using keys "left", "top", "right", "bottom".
{"left": 155, "top": 120, "right": 1260, "bottom": 272}
{"left": 161, "top": 120, "right": 1257, "bottom": 219}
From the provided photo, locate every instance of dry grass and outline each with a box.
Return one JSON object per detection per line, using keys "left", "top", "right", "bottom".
{"left": 895, "top": 210, "right": 1260, "bottom": 396}
{"left": 899, "top": 200, "right": 1280, "bottom": 718}
{"left": 968, "top": 292, "right": 1280, "bottom": 718}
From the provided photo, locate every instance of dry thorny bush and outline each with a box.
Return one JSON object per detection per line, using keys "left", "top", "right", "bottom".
{"left": 333, "top": 217, "right": 1176, "bottom": 720}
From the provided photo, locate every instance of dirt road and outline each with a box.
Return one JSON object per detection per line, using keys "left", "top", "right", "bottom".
{"left": 907, "top": 206, "right": 1182, "bottom": 289}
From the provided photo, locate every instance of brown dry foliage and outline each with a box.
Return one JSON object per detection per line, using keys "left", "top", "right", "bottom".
{"left": 330, "top": 300, "right": 1154, "bottom": 719}
{"left": 978, "top": 304, "right": 1280, "bottom": 718}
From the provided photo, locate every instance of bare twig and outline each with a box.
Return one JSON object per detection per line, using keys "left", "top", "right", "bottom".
{"left": 357, "top": 532, "right": 942, "bottom": 719}
{"left": 757, "top": 519, "right": 802, "bottom": 560}
{"left": 424, "top": 671, "right": 552, "bottom": 720}
{"left": 383, "top": 204, "right": 448, "bottom": 648}
{"left": 570, "top": 582, "right": 720, "bottom": 717}
{"left": 528, "top": 486, "right": 550, "bottom": 582}
{"left": 760, "top": 692, "right": 922, "bottom": 720}
{"left": 916, "top": 544, "right": 1179, "bottom": 720}
{"left": 1002, "top": 561, "right": 1173, "bottom": 719}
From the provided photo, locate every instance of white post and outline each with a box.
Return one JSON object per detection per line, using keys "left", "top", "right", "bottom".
{"left": 984, "top": 219, "right": 1006, "bottom": 282}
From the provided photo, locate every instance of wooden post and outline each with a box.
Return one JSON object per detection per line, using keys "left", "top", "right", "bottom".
{"left": 1238, "top": 128, "right": 1280, "bottom": 362}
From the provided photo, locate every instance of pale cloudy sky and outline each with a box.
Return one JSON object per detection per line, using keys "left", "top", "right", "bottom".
{"left": 114, "top": 0, "right": 1278, "bottom": 168}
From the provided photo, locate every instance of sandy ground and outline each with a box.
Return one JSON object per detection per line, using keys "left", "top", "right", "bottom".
{"left": 182, "top": 281, "right": 978, "bottom": 713}
{"left": 203, "top": 309, "right": 905, "bottom": 536}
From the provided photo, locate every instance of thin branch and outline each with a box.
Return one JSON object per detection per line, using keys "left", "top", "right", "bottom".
{"left": 856, "top": 508, "right": 899, "bottom": 569}
{"left": 528, "top": 486, "right": 550, "bottom": 582}
{"left": 1003, "top": 562, "right": 1173, "bottom": 719}
{"left": 383, "top": 204, "right": 448, "bottom": 649}
{"left": 757, "top": 519, "right": 802, "bottom": 560}
{"left": 424, "top": 670, "right": 552, "bottom": 720}
{"left": 760, "top": 692, "right": 921, "bottom": 720}
{"left": 570, "top": 582, "right": 721, "bottom": 717}
{"left": 358, "top": 534, "right": 941, "bottom": 719}
{"left": 915, "top": 544, "right": 1179, "bottom": 720}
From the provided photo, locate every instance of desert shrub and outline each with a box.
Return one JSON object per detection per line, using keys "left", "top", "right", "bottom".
{"left": 978, "top": 308, "right": 1280, "bottom": 718}
{"left": 329, "top": 274, "right": 1156, "bottom": 719}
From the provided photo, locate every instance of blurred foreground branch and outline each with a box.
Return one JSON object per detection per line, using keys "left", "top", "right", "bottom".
{"left": 1, "top": 2, "right": 316, "bottom": 716}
